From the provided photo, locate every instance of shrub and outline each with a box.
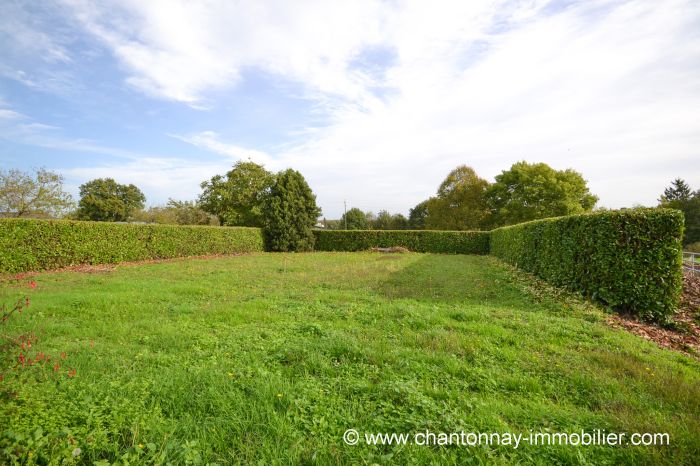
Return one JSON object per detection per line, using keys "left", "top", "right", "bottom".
{"left": 263, "top": 169, "right": 321, "bottom": 252}
{"left": 489, "top": 208, "right": 683, "bottom": 321}
{"left": 313, "top": 230, "right": 490, "bottom": 254}
{"left": 0, "top": 219, "right": 264, "bottom": 273}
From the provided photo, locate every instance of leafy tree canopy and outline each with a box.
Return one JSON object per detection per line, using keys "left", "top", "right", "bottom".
{"left": 132, "top": 199, "right": 215, "bottom": 225}
{"left": 339, "top": 207, "right": 370, "bottom": 230}
{"left": 660, "top": 178, "right": 692, "bottom": 204}
{"left": 425, "top": 165, "right": 491, "bottom": 230}
{"left": 76, "top": 178, "right": 145, "bottom": 222}
{"left": 487, "top": 161, "right": 597, "bottom": 227}
{"left": 199, "top": 161, "right": 275, "bottom": 227}
{"left": 372, "top": 210, "right": 408, "bottom": 230}
{"left": 408, "top": 200, "right": 430, "bottom": 229}
{"left": 0, "top": 168, "right": 73, "bottom": 218}
{"left": 658, "top": 178, "right": 700, "bottom": 245}
{"left": 389, "top": 213, "right": 409, "bottom": 230}
{"left": 166, "top": 199, "right": 216, "bottom": 225}
{"left": 373, "top": 210, "right": 393, "bottom": 230}
{"left": 263, "top": 169, "right": 321, "bottom": 252}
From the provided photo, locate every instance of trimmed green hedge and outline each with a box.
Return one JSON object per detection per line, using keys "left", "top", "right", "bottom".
{"left": 313, "top": 230, "right": 490, "bottom": 254}
{"left": 0, "top": 219, "right": 264, "bottom": 274}
{"left": 3, "top": 211, "right": 683, "bottom": 321}
{"left": 490, "top": 208, "right": 683, "bottom": 321}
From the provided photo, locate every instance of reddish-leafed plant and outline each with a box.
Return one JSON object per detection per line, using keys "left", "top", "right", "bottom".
{"left": 1, "top": 281, "right": 76, "bottom": 393}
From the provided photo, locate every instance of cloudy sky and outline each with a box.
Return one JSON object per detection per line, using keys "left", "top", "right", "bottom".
{"left": 1, "top": 0, "right": 698, "bottom": 218}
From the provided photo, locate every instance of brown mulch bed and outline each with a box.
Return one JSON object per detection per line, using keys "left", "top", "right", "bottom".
{"left": 1, "top": 253, "right": 249, "bottom": 282}
{"left": 607, "top": 271, "right": 700, "bottom": 357}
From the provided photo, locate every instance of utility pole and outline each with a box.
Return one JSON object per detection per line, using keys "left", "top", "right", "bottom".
{"left": 344, "top": 199, "right": 347, "bottom": 230}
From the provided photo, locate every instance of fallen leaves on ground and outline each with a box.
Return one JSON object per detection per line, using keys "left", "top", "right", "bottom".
{"left": 608, "top": 271, "right": 700, "bottom": 357}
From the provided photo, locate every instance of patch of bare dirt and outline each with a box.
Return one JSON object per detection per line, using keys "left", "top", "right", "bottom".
{"left": 607, "top": 271, "right": 700, "bottom": 357}
{"left": 370, "top": 246, "right": 410, "bottom": 253}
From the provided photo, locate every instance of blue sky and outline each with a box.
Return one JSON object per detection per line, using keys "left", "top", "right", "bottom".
{"left": 1, "top": 0, "right": 699, "bottom": 218}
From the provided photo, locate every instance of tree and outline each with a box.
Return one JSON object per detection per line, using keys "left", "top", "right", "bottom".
{"left": 339, "top": 207, "right": 369, "bottom": 230}
{"left": 197, "top": 174, "right": 226, "bottom": 224}
{"left": 0, "top": 168, "right": 73, "bottom": 218}
{"left": 659, "top": 179, "right": 700, "bottom": 245}
{"left": 167, "top": 199, "right": 216, "bottom": 225}
{"left": 373, "top": 210, "right": 393, "bottom": 230}
{"left": 263, "top": 169, "right": 321, "bottom": 252}
{"left": 424, "top": 165, "right": 491, "bottom": 230}
{"left": 486, "top": 161, "right": 598, "bottom": 226}
{"left": 660, "top": 178, "right": 692, "bottom": 204}
{"left": 76, "top": 178, "right": 145, "bottom": 222}
{"left": 132, "top": 199, "right": 215, "bottom": 225}
{"left": 199, "top": 161, "right": 274, "bottom": 227}
{"left": 372, "top": 210, "right": 409, "bottom": 230}
{"left": 389, "top": 213, "right": 409, "bottom": 230}
{"left": 683, "top": 196, "right": 700, "bottom": 245}
{"left": 408, "top": 200, "right": 429, "bottom": 229}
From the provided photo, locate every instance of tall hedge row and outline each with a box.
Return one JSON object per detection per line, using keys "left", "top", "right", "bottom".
{"left": 313, "top": 230, "right": 490, "bottom": 254}
{"left": 2, "top": 211, "right": 684, "bottom": 321}
{"left": 0, "top": 219, "right": 264, "bottom": 274}
{"left": 490, "top": 208, "right": 684, "bottom": 321}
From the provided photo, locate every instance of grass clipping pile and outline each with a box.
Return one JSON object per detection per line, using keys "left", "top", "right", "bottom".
{"left": 608, "top": 271, "right": 700, "bottom": 357}
{"left": 370, "top": 246, "right": 410, "bottom": 253}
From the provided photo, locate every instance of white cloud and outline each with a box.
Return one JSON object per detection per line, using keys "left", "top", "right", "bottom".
{"left": 61, "top": 158, "right": 229, "bottom": 205}
{"left": 6, "top": 0, "right": 700, "bottom": 216}
{"left": 0, "top": 108, "right": 26, "bottom": 120}
{"left": 165, "top": 0, "right": 700, "bottom": 216}
{"left": 0, "top": 1, "right": 81, "bottom": 96}
{"left": 169, "top": 132, "right": 273, "bottom": 166}
{"left": 0, "top": 116, "right": 136, "bottom": 158}
{"left": 61, "top": 0, "right": 390, "bottom": 107}
{"left": 0, "top": 2, "right": 72, "bottom": 64}
{"left": 0, "top": 110, "right": 227, "bottom": 205}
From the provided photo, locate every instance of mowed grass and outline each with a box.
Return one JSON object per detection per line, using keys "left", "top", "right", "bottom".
{"left": 1, "top": 253, "right": 699, "bottom": 465}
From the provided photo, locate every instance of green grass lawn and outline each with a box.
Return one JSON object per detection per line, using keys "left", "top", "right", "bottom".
{"left": 1, "top": 253, "right": 699, "bottom": 465}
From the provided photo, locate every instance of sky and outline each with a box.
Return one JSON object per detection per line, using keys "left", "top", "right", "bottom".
{"left": 0, "top": 0, "right": 699, "bottom": 218}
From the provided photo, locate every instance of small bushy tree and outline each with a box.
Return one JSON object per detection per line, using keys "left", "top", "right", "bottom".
{"left": 339, "top": 207, "right": 369, "bottom": 230}
{"left": 165, "top": 199, "right": 215, "bottom": 225}
{"left": 199, "top": 161, "right": 274, "bottom": 227}
{"left": 132, "top": 199, "right": 215, "bottom": 225}
{"left": 263, "top": 169, "right": 321, "bottom": 252}
{"left": 389, "top": 213, "right": 408, "bottom": 230}
{"left": 372, "top": 210, "right": 409, "bottom": 230}
{"left": 76, "top": 178, "right": 145, "bottom": 222}
{"left": 373, "top": 210, "right": 393, "bottom": 230}
{"left": 0, "top": 168, "right": 73, "bottom": 218}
